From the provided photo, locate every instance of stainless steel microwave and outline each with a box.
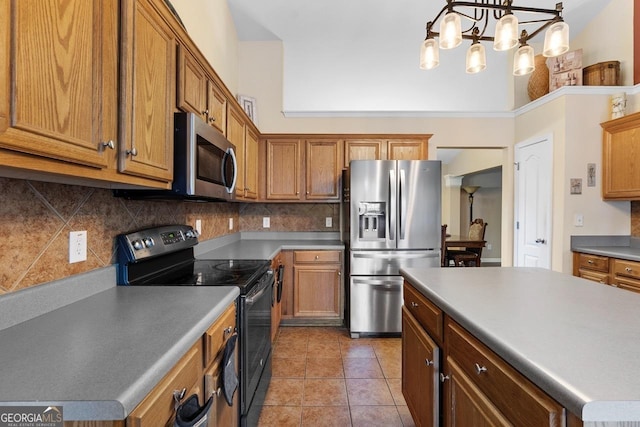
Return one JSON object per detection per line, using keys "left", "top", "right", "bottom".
{"left": 114, "top": 112, "right": 237, "bottom": 201}
{"left": 172, "top": 112, "right": 237, "bottom": 200}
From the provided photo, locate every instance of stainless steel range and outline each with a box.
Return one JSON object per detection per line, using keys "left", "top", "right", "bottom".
{"left": 116, "top": 225, "right": 272, "bottom": 427}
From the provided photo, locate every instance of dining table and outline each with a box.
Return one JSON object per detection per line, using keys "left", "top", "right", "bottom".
{"left": 444, "top": 235, "right": 486, "bottom": 266}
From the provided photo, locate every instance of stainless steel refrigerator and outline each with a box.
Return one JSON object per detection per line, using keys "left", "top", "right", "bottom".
{"left": 347, "top": 160, "right": 441, "bottom": 337}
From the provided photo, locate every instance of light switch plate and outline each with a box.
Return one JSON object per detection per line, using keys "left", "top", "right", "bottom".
{"left": 69, "top": 231, "right": 87, "bottom": 263}
{"left": 229, "top": 218, "right": 234, "bottom": 230}
{"left": 574, "top": 214, "right": 584, "bottom": 227}
{"left": 325, "top": 217, "right": 333, "bottom": 227}
{"left": 263, "top": 217, "right": 270, "bottom": 228}
{"left": 195, "top": 219, "right": 202, "bottom": 234}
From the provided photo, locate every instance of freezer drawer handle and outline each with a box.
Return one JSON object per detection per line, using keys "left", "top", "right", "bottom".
{"left": 353, "top": 252, "right": 437, "bottom": 259}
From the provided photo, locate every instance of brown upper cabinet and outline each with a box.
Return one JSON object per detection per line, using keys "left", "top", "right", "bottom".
{"left": 263, "top": 137, "right": 342, "bottom": 202}
{"left": 602, "top": 111, "right": 640, "bottom": 200}
{"left": 344, "top": 137, "right": 430, "bottom": 167}
{"left": 228, "top": 104, "right": 258, "bottom": 200}
{"left": 0, "top": 0, "right": 177, "bottom": 188}
{"left": 177, "top": 45, "right": 227, "bottom": 135}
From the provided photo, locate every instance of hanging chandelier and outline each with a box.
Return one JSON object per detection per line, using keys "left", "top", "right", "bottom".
{"left": 420, "top": 1, "right": 569, "bottom": 75}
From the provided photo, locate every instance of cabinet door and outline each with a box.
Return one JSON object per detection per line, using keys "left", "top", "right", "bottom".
{"left": 204, "top": 356, "right": 238, "bottom": 427}
{"left": 293, "top": 264, "right": 340, "bottom": 318}
{"left": 344, "top": 139, "right": 384, "bottom": 167}
{"left": 266, "top": 139, "right": 302, "bottom": 200}
{"left": 0, "top": 0, "right": 110, "bottom": 169}
{"left": 244, "top": 127, "right": 259, "bottom": 199}
{"left": 227, "top": 105, "right": 246, "bottom": 198}
{"left": 402, "top": 307, "right": 439, "bottom": 427}
{"left": 119, "top": 0, "right": 175, "bottom": 183}
{"left": 445, "top": 358, "right": 511, "bottom": 427}
{"left": 602, "top": 112, "right": 640, "bottom": 200}
{"left": 388, "top": 140, "right": 428, "bottom": 160}
{"left": 306, "top": 139, "right": 342, "bottom": 200}
{"left": 177, "top": 45, "right": 207, "bottom": 120}
{"left": 207, "top": 80, "right": 227, "bottom": 135}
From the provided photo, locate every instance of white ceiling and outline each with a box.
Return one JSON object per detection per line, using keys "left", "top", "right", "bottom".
{"left": 227, "top": 0, "right": 613, "bottom": 113}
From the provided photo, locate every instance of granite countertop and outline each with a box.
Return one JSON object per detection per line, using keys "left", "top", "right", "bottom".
{"left": 400, "top": 266, "right": 640, "bottom": 422}
{"left": 571, "top": 235, "right": 640, "bottom": 261}
{"left": 0, "top": 285, "right": 239, "bottom": 421}
{"left": 196, "top": 232, "right": 344, "bottom": 260}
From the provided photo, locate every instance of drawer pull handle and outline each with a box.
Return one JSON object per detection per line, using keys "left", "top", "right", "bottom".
{"left": 411, "top": 302, "right": 419, "bottom": 308}
{"left": 474, "top": 363, "right": 487, "bottom": 374}
{"left": 173, "top": 387, "right": 186, "bottom": 403}
{"left": 625, "top": 267, "right": 633, "bottom": 273}
{"left": 425, "top": 358, "right": 434, "bottom": 367}
{"left": 587, "top": 260, "right": 594, "bottom": 264}
{"left": 439, "top": 373, "right": 450, "bottom": 383}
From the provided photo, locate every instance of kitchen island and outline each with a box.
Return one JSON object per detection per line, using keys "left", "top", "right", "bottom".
{"left": 400, "top": 266, "right": 640, "bottom": 426}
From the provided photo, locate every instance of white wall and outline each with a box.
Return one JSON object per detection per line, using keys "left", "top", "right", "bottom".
{"left": 171, "top": 0, "right": 239, "bottom": 94}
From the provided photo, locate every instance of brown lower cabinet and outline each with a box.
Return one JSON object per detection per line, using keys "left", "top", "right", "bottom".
{"left": 402, "top": 281, "right": 572, "bottom": 427}
{"left": 573, "top": 252, "right": 640, "bottom": 293}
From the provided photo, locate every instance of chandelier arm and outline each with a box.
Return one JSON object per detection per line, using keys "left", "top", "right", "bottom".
{"left": 443, "top": 1, "right": 561, "bottom": 19}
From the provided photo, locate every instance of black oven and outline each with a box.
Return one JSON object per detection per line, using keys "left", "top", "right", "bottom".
{"left": 116, "top": 225, "right": 272, "bottom": 426}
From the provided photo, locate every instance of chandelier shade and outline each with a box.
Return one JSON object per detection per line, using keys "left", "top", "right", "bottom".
{"left": 420, "top": 1, "right": 569, "bottom": 76}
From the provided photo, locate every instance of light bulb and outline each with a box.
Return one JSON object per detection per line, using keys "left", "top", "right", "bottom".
{"left": 494, "top": 14, "right": 519, "bottom": 51}
{"left": 466, "top": 42, "right": 486, "bottom": 74}
{"left": 439, "top": 13, "right": 462, "bottom": 49}
{"left": 513, "top": 45, "right": 535, "bottom": 76}
{"left": 420, "top": 38, "right": 440, "bottom": 70}
{"left": 543, "top": 21, "right": 569, "bottom": 57}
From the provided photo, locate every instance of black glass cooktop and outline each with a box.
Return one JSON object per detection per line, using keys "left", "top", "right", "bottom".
{"left": 131, "top": 258, "right": 270, "bottom": 294}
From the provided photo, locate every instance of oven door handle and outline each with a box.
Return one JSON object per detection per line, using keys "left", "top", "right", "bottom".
{"left": 246, "top": 282, "right": 272, "bottom": 306}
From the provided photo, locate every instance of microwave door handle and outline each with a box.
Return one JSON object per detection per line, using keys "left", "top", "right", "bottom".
{"left": 399, "top": 168, "right": 406, "bottom": 240}
{"left": 224, "top": 147, "right": 238, "bottom": 193}
{"left": 389, "top": 169, "right": 396, "bottom": 242}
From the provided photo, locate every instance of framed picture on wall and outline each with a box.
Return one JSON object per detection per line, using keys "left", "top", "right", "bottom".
{"left": 237, "top": 95, "right": 257, "bottom": 125}
{"left": 547, "top": 49, "right": 583, "bottom": 91}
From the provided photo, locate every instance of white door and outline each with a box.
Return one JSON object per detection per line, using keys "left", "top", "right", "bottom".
{"left": 514, "top": 136, "right": 552, "bottom": 268}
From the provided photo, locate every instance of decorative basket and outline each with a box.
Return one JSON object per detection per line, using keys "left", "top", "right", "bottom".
{"left": 527, "top": 55, "right": 550, "bottom": 101}
{"left": 583, "top": 61, "right": 621, "bottom": 86}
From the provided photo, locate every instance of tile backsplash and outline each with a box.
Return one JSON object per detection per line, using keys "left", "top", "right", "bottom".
{"left": 0, "top": 178, "right": 339, "bottom": 294}
{"left": 632, "top": 201, "right": 640, "bottom": 237}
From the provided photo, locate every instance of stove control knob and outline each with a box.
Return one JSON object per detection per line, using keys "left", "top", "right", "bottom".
{"left": 143, "top": 237, "right": 154, "bottom": 248}
{"left": 132, "top": 240, "right": 144, "bottom": 250}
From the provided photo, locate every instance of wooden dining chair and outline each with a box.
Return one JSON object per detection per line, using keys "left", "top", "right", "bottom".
{"left": 448, "top": 219, "right": 487, "bottom": 267}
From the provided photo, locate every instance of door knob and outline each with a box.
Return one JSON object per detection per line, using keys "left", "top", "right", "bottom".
{"left": 535, "top": 238, "right": 546, "bottom": 244}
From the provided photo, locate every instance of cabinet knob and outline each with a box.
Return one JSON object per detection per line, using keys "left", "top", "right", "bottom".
{"left": 126, "top": 147, "right": 138, "bottom": 157}
{"left": 100, "top": 140, "right": 115, "bottom": 150}
{"left": 173, "top": 387, "right": 187, "bottom": 404}
{"left": 439, "top": 373, "right": 450, "bottom": 383}
{"left": 425, "top": 358, "right": 434, "bottom": 367}
{"left": 209, "top": 116, "right": 216, "bottom": 122}
{"left": 411, "top": 301, "right": 419, "bottom": 308}
{"left": 315, "top": 255, "right": 319, "bottom": 260}
{"left": 625, "top": 267, "right": 633, "bottom": 273}
{"left": 224, "top": 326, "right": 233, "bottom": 337}
{"left": 306, "top": 191, "right": 310, "bottom": 195}
{"left": 211, "top": 387, "right": 222, "bottom": 397}
{"left": 587, "top": 260, "right": 594, "bottom": 264}
{"left": 474, "top": 363, "right": 487, "bottom": 374}
{"left": 202, "top": 109, "right": 209, "bottom": 115}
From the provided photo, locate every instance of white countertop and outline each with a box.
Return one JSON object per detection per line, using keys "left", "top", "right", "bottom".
{"left": 400, "top": 267, "right": 640, "bottom": 422}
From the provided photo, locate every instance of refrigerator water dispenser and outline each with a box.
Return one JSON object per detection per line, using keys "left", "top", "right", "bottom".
{"left": 358, "top": 202, "right": 386, "bottom": 240}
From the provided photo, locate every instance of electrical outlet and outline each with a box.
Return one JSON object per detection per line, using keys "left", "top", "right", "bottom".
{"left": 229, "top": 218, "right": 234, "bottom": 230}
{"left": 195, "top": 219, "right": 202, "bottom": 234}
{"left": 263, "top": 217, "right": 270, "bottom": 228}
{"left": 325, "top": 217, "right": 333, "bottom": 227}
{"left": 69, "top": 231, "right": 87, "bottom": 263}
{"left": 574, "top": 214, "right": 584, "bottom": 227}
{"left": 486, "top": 243, "right": 492, "bottom": 250}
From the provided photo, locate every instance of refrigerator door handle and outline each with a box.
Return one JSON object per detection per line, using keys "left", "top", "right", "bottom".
{"left": 399, "top": 168, "right": 406, "bottom": 240}
{"left": 388, "top": 169, "right": 396, "bottom": 242}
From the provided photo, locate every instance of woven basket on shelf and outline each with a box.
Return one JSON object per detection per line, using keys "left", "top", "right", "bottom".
{"left": 527, "top": 55, "right": 550, "bottom": 101}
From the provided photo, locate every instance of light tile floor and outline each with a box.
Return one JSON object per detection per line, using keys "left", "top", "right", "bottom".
{"left": 258, "top": 327, "right": 415, "bottom": 427}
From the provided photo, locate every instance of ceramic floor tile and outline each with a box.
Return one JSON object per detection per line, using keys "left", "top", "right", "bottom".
{"left": 264, "top": 378, "right": 304, "bottom": 406}
{"left": 273, "top": 339, "right": 308, "bottom": 359}
{"left": 303, "top": 379, "right": 348, "bottom": 406}
{"left": 349, "top": 406, "right": 403, "bottom": 427}
{"left": 258, "top": 405, "right": 302, "bottom": 427}
{"left": 305, "top": 357, "right": 344, "bottom": 378}
{"left": 396, "top": 405, "right": 416, "bottom": 427}
{"left": 301, "top": 406, "right": 352, "bottom": 426}
{"left": 342, "top": 357, "right": 384, "bottom": 379}
{"left": 346, "top": 378, "right": 395, "bottom": 406}
{"left": 378, "top": 356, "right": 402, "bottom": 379}
{"left": 273, "top": 357, "right": 307, "bottom": 378}
{"left": 307, "top": 340, "right": 341, "bottom": 358}
{"left": 339, "top": 341, "right": 376, "bottom": 358}
{"left": 386, "top": 378, "right": 407, "bottom": 406}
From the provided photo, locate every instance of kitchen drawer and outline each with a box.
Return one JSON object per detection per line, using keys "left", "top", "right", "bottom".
{"left": 612, "top": 258, "right": 640, "bottom": 280}
{"left": 294, "top": 250, "right": 341, "bottom": 263}
{"left": 578, "top": 268, "right": 609, "bottom": 285}
{"left": 611, "top": 276, "right": 640, "bottom": 294}
{"left": 128, "top": 341, "right": 203, "bottom": 427}
{"left": 446, "top": 319, "right": 563, "bottom": 427}
{"left": 403, "top": 282, "right": 443, "bottom": 344}
{"left": 203, "top": 304, "right": 236, "bottom": 368}
{"left": 577, "top": 253, "right": 609, "bottom": 273}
